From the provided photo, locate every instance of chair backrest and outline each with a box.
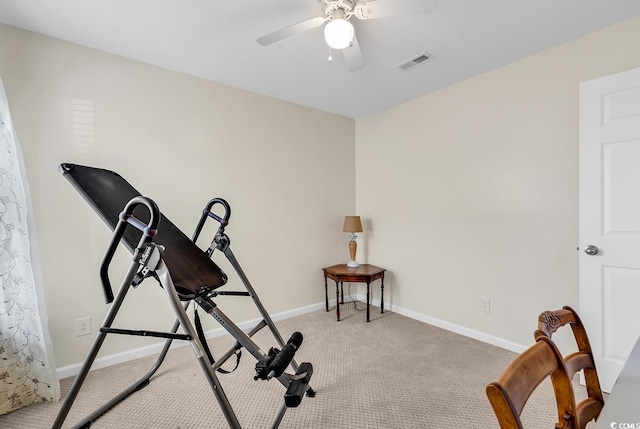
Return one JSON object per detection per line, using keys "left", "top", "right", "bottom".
{"left": 486, "top": 336, "right": 577, "bottom": 429}
{"left": 535, "top": 306, "right": 604, "bottom": 429}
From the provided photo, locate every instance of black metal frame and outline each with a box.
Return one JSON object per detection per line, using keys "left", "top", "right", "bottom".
{"left": 52, "top": 174, "right": 314, "bottom": 429}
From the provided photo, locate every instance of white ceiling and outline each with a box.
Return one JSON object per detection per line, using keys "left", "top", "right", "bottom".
{"left": 1, "top": 0, "right": 640, "bottom": 118}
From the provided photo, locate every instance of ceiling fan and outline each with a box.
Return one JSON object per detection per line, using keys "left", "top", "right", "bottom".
{"left": 257, "top": 0, "right": 438, "bottom": 72}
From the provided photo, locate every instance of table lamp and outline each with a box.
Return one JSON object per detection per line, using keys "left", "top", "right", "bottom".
{"left": 343, "top": 216, "right": 363, "bottom": 268}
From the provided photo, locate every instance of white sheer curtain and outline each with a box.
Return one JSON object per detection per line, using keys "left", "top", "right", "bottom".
{"left": 0, "top": 76, "right": 59, "bottom": 414}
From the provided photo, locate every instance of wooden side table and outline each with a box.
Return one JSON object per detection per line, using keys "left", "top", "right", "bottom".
{"left": 322, "top": 264, "right": 386, "bottom": 322}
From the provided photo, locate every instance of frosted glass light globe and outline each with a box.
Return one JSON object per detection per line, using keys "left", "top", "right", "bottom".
{"left": 324, "top": 18, "right": 354, "bottom": 50}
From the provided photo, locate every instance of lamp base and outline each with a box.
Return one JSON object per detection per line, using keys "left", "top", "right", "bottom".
{"left": 347, "top": 260, "right": 359, "bottom": 268}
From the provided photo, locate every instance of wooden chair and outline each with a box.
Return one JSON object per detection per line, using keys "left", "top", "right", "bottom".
{"left": 486, "top": 336, "right": 577, "bottom": 429}
{"left": 536, "top": 306, "right": 605, "bottom": 429}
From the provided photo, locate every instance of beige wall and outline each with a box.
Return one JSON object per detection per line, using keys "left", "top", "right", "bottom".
{"left": 0, "top": 24, "right": 355, "bottom": 368}
{"left": 2, "top": 14, "right": 639, "bottom": 370}
{"left": 355, "top": 16, "right": 640, "bottom": 348}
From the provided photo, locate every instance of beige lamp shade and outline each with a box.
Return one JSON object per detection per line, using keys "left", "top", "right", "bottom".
{"left": 342, "top": 216, "right": 363, "bottom": 233}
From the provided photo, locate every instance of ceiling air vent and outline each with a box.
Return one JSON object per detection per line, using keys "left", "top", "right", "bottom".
{"left": 395, "top": 52, "right": 435, "bottom": 72}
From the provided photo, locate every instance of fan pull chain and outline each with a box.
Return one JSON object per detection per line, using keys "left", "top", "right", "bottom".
{"left": 328, "top": 47, "right": 333, "bottom": 62}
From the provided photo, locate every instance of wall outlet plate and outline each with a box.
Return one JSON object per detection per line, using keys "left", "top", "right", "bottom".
{"left": 480, "top": 297, "right": 491, "bottom": 313}
{"left": 75, "top": 317, "right": 91, "bottom": 336}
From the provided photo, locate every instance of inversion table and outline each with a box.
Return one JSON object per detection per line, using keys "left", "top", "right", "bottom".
{"left": 52, "top": 164, "right": 314, "bottom": 429}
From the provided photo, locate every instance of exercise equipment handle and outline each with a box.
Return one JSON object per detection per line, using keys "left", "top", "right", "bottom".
{"left": 192, "top": 198, "right": 231, "bottom": 243}
{"left": 99, "top": 196, "right": 160, "bottom": 303}
{"left": 267, "top": 332, "right": 303, "bottom": 379}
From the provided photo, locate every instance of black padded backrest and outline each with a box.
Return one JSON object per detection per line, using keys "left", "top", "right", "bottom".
{"left": 60, "top": 163, "right": 227, "bottom": 299}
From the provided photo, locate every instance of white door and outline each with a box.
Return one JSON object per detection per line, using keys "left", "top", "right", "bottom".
{"left": 579, "top": 67, "right": 640, "bottom": 393}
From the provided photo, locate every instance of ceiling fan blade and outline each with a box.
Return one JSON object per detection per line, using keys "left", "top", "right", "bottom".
{"left": 257, "top": 16, "right": 327, "bottom": 46}
{"left": 354, "top": 0, "right": 438, "bottom": 20}
{"left": 342, "top": 34, "right": 365, "bottom": 72}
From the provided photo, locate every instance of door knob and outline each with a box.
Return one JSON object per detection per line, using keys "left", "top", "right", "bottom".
{"left": 584, "top": 245, "right": 599, "bottom": 255}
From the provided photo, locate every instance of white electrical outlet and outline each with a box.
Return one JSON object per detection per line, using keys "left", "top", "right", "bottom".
{"left": 480, "top": 297, "right": 491, "bottom": 313}
{"left": 75, "top": 317, "right": 91, "bottom": 336}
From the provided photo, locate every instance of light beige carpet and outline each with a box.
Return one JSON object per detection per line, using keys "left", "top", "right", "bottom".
{"left": 0, "top": 304, "right": 593, "bottom": 428}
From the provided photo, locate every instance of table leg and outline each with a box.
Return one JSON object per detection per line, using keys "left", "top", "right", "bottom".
{"left": 335, "top": 280, "right": 340, "bottom": 321}
{"left": 381, "top": 276, "right": 385, "bottom": 314}
{"left": 340, "top": 282, "right": 344, "bottom": 304}
{"left": 366, "top": 281, "right": 371, "bottom": 322}
{"left": 324, "top": 275, "right": 329, "bottom": 312}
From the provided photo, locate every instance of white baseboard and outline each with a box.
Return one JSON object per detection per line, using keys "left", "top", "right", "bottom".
{"left": 57, "top": 296, "right": 525, "bottom": 379}
{"left": 56, "top": 301, "right": 326, "bottom": 379}
{"left": 341, "top": 293, "right": 526, "bottom": 354}
{"left": 376, "top": 300, "right": 527, "bottom": 354}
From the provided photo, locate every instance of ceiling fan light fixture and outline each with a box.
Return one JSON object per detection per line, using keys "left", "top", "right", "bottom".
{"left": 324, "top": 18, "right": 354, "bottom": 50}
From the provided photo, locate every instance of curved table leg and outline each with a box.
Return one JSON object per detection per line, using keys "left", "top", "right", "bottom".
{"left": 381, "top": 276, "right": 385, "bottom": 314}
{"left": 366, "top": 281, "right": 371, "bottom": 322}
{"left": 324, "top": 275, "right": 329, "bottom": 312}
{"left": 335, "top": 280, "right": 341, "bottom": 321}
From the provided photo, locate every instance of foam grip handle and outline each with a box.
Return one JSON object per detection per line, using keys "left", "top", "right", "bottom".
{"left": 268, "top": 332, "right": 303, "bottom": 378}
{"left": 268, "top": 345, "right": 296, "bottom": 378}
{"left": 285, "top": 362, "right": 313, "bottom": 408}
{"left": 288, "top": 332, "right": 303, "bottom": 349}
